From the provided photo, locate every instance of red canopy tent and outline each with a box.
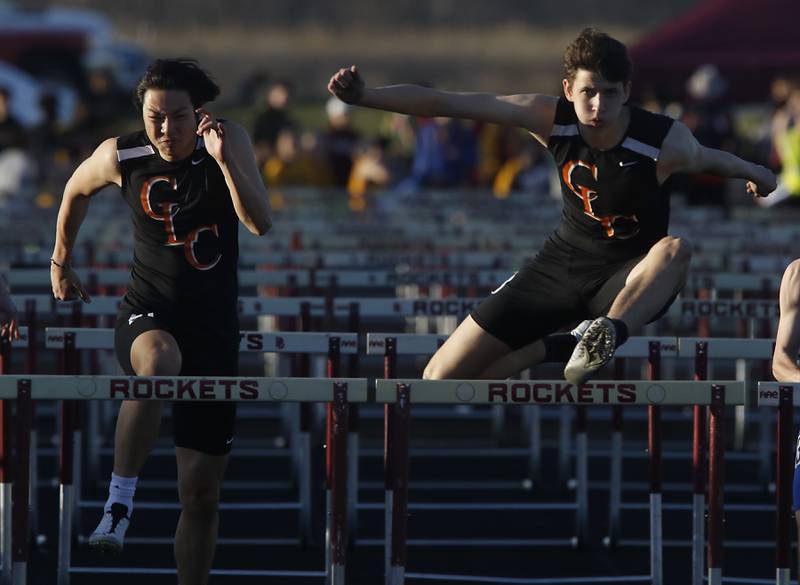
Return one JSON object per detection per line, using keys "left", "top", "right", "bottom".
{"left": 630, "top": 0, "right": 800, "bottom": 103}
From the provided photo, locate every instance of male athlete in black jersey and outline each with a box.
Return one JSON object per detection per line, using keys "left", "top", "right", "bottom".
{"left": 328, "top": 28, "right": 776, "bottom": 384}
{"left": 50, "top": 59, "right": 271, "bottom": 584}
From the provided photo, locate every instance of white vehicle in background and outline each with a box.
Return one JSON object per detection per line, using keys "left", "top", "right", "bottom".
{"left": 0, "top": 2, "right": 147, "bottom": 108}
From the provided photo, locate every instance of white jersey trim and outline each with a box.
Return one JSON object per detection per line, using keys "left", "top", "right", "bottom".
{"left": 621, "top": 137, "right": 660, "bottom": 161}
{"left": 117, "top": 145, "right": 155, "bottom": 162}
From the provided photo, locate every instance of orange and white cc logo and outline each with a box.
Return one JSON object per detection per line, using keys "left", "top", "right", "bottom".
{"left": 562, "top": 161, "right": 639, "bottom": 239}
{"left": 139, "top": 175, "right": 221, "bottom": 270}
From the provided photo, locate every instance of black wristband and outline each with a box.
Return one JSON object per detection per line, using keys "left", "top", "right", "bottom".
{"left": 50, "top": 258, "right": 67, "bottom": 268}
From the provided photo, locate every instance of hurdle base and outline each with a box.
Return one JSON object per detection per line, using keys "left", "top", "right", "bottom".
{"left": 387, "top": 565, "right": 405, "bottom": 585}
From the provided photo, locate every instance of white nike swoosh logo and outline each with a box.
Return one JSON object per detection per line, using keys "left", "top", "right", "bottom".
{"left": 225, "top": 437, "right": 234, "bottom": 445}
{"left": 619, "top": 160, "right": 639, "bottom": 167}
{"left": 191, "top": 157, "right": 205, "bottom": 166}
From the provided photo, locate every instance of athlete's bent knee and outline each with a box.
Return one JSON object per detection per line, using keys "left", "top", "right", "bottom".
{"left": 132, "top": 340, "right": 181, "bottom": 376}
{"left": 179, "top": 482, "right": 220, "bottom": 520}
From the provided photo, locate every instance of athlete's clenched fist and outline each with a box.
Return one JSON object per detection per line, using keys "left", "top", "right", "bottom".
{"left": 327, "top": 65, "right": 364, "bottom": 105}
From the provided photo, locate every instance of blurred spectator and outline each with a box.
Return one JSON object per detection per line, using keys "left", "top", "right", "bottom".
{"left": 0, "top": 86, "right": 25, "bottom": 152}
{"left": 396, "top": 116, "right": 478, "bottom": 191}
{"left": 347, "top": 137, "right": 397, "bottom": 211}
{"left": 440, "top": 118, "right": 479, "bottom": 186}
{"left": 763, "top": 80, "right": 800, "bottom": 206}
{"left": 323, "top": 96, "right": 360, "bottom": 186}
{"left": 0, "top": 85, "right": 36, "bottom": 205}
{"left": 29, "top": 92, "right": 71, "bottom": 200}
{"left": 84, "top": 67, "right": 130, "bottom": 132}
{"left": 492, "top": 142, "right": 552, "bottom": 200}
{"left": 252, "top": 78, "right": 295, "bottom": 168}
{"left": 263, "top": 128, "right": 315, "bottom": 187}
{"left": 679, "top": 64, "right": 735, "bottom": 206}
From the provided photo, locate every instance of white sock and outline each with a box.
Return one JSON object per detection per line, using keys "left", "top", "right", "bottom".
{"left": 105, "top": 473, "right": 138, "bottom": 515}
{"left": 570, "top": 320, "right": 592, "bottom": 340}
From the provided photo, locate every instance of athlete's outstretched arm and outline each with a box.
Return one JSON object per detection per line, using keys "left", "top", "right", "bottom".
{"left": 51, "top": 137, "right": 121, "bottom": 302}
{"left": 658, "top": 120, "right": 777, "bottom": 198}
{"left": 328, "top": 65, "right": 558, "bottom": 145}
{"left": 197, "top": 110, "right": 272, "bottom": 236}
{"left": 773, "top": 260, "right": 800, "bottom": 381}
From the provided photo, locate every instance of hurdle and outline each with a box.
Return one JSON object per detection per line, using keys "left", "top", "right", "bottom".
{"left": 376, "top": 378, "right": 744, "bottom": 585}
{"left": 44, "top": 327, "right": 358, "bottom": 548}
{"left": 0, "top": 374, "right": 367, "bottom": 585}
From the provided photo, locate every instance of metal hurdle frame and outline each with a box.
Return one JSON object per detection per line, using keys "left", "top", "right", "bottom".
{"left": 44, "top": 327, "right": 358, "bottom": 550}
{"left": 756, "top": 382, "right": 799, "bottom": 585}
{"left": 376, "top": 379, "right": 744, "bottom": 585}
{"left": 0, "top": 374, "right": 367, "bottom": 585}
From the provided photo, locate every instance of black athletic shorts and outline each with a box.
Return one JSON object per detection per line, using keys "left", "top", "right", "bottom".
{"left": 115, "top": 302, "right": 239, "bottom": 456}
{"left": 471, "top": 236, "right": 678, "bottom": 349}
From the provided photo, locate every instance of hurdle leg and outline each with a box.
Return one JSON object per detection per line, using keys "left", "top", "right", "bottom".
{"left": 524, "top": 405, "right": 542, "bottom": 483}
{"left": 691, "top": 405, "right": 706, "bottom": 585}
{"left": 12, "top": 381, "right": 32, "bottom": 585}
{"left": 298, "top": 403, "right": 312, "bottom": 546}
{"left": 86, "top": 401, "right": 101, "bottom": 490}
{"left": 707, "top": 385, "right": 725, "bottom": 585}
{"left": 605, "top": 405, "right": 623, "bottom": 549}
{"left": 575, "top": 406, "right": 588, "bottom": 547}
{"left": 691, "top": 341, "right": 708, "bottom": 585}
{"left": 326, "top": 383, "right": 348, "bottom": 584}
{"left": 775, "top": 386, "right": 793, "bottom": 585}
{"left": 1, "top": 399, "right": 11, "bottom": 585}
{"left": 491, "top": 405, "right": 506, "bottom": 445}
{"left": 58, "top": 402, "right": 75, "bottom": 585}
{"left": 384, "top": 404, "right": 393, "bottom": 583}
{"left": 733, "top": 358, "right": 747, "bottom": 451}
{"left": 72, "top": 426, "right": 82, "bottom": 537}
{"left": 388, "top": 384, "right": 410, "bottom": 585}
{"left": 28, "top": 425, "right": 38, "bottom": 545}
{"left": 758, "top": 408, "right": 772, "bottom": 487}
{"left": 558, "top": 406, "right": 572, "bottom": 485}
{"left": 347, "top": 418, "right": 359, "bottom": 543}
{"left": 648, "top": 405, "right": 663, "bottom": 585}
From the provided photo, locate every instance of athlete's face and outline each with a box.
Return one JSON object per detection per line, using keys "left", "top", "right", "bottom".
{"left": 563, "top": 69, "right": 630, "bottom": 129}
{"left": 142, "top": 88, "right": 197, "bottom": 161}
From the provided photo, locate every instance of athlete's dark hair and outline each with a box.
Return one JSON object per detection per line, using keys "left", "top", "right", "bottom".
{"left": 563, "top": 28, "right": 632, "bottom": 84}
{"left": 134, "top": 59, "right": 220, "bottom": 110}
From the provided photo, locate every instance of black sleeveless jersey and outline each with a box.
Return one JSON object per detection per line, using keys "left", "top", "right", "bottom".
{"left": 547, "top": 97, "right": 675, "bottom": 259}
{"left": 116, "top": 130, "right": 239, "bottom": 329}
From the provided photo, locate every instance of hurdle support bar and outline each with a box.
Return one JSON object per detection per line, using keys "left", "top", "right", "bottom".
{"left": 648, "top": 341, "right": 663, "bottom": 585}
{"left": 776, "top": 385, "right": 793, "bottom": 585}
{"left": 707, "top": 385, "right": 725, "bottom": 585}
{"left": 574, "top": 406, "right": 588, "bottom": 547}
{"left": 11, "top": 380, "right": 31, "bottom": 585}
{"left": 326, "top": 382, "right": 349, "bottom": 585}
{"left": 692, "top": 341, "right": 708, "bottom": 585}
{"left": 57, "top": 400, "right": 76, "bottom": 585}
{"left": 0, "top": 392, "right": 10, "bottom": 585}
{"left": 383, "top": 337, "right": 397, "bottom": 583}
{"left": 388, "top": 383, "right": 410, "bottom": 585}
